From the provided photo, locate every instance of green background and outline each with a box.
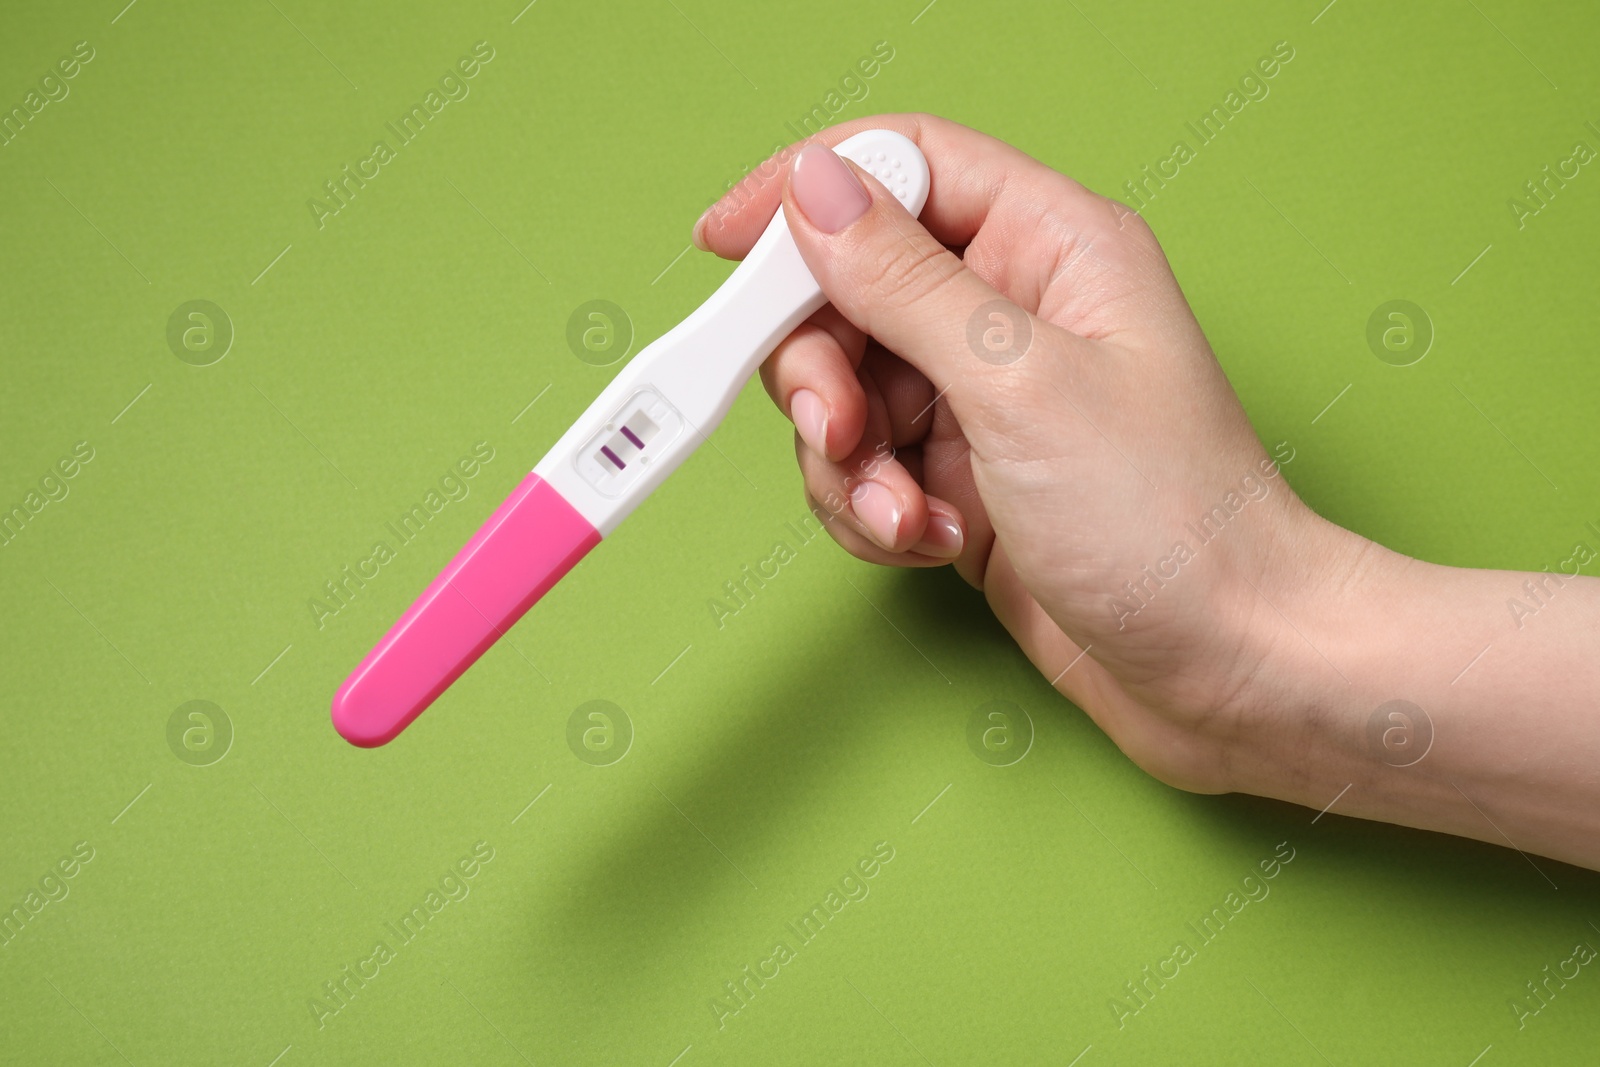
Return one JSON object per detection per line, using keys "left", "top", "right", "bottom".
{"left": 3, "top": 0, "right": 1598, "bottom": 1063}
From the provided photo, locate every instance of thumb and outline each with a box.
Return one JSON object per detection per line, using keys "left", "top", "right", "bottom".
{"left": 781, "top": 142, "right": 1065, "bottom": 430}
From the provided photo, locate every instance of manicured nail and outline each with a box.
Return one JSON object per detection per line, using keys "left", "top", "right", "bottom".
{"left": 691, "top": 208, "right": 712, "bottom": 251}
{"left": 790, "top": 143, "right": 871, "bottom": 233}
{"left": 789, "top": 388, "right": 829, "bottom": 456}
{"left": 849, "top": 480, "right": 902, "bottom": 549}
{"left": 915, "top": 514, "right": 964, "bottom": 559}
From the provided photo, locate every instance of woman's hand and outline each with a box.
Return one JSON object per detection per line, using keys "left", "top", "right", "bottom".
{"left": 696, "top": 113, "right": 1357, "bottom": 796}
{"left": 695, "top": 113, "right": 1600, "bottom": 871}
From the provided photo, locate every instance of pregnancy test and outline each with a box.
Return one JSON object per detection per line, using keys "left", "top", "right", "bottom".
{"left": 332, "top": 129, "right": 931, "bottom": 746}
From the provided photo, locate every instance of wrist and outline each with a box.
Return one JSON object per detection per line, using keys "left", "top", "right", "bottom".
{"left": 1214, "top": 501, "right": 1395, "bottom": 801}
{"left": 1223, "top": 507, "right": 1479, "bottom": 823}
{"left": 1130, "top": 469, "right": 1600, "bottom": 870}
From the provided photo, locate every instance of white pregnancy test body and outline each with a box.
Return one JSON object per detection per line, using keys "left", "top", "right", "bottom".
{"left": 535, "top": 129, "right": 931, "bottom": 535}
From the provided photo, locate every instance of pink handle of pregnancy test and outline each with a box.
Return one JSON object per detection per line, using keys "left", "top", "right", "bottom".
{"left": 331, "top": 472, "right": 600, "bottom": 747}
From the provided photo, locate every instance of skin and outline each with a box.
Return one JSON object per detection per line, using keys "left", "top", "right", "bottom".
{"left": 693, "top": 113, "right": 1600, "bottom": 873}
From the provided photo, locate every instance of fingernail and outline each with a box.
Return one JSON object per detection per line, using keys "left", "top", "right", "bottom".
{"left": 849, "top": 480, "right": 902, "bottom": 549}
{"left": 691, "top": 208, "right": 712, "bottom": 251}
{"left": 915, "top": 514, "right": 964, "bottom": 559}
{"left": 789, "top": 388, "right": 829, "bottom": 456}
{"left": 790, "top": 143, "right": 871, "bottom": 233}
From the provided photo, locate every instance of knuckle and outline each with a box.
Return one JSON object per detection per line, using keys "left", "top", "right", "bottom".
{"left": 806, "top": 489, "right": 868, "bottom": 556}
{"left": 1098, "top": 194, "right": 1161, "bottom": 252}
{"left": 806, "top": 484, "right": 843, "bottom": 523}
{"left": 867, "top": 232, "right": 960, "bottom": 313}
